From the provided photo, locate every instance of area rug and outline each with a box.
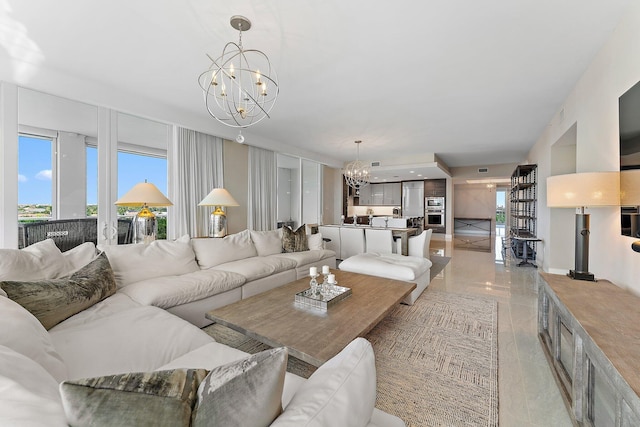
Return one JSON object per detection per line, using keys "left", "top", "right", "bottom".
{"left": 204, "top": 288, "right": 498, "bottom": 427}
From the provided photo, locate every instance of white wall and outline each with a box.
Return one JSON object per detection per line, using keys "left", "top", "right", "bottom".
{"left": 453, "top": 184, "right": 496, "bottom": 224}
{"left": 528, "top": 1, "right": 640, "bottom": 293}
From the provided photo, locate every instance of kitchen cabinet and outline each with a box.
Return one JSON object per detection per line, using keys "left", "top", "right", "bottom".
{"left": 357, "top": 185, "right": 372, "bottom": 205}
{"left": 424, "top": 179, "right": 446, "bottom": 197}
{"left": 355, "top": 183, "right": 401, "bottom": 206}
{"left": 383, "top": 183, "right": 402, "bottom": 205}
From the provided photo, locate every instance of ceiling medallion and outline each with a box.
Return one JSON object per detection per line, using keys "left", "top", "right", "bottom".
{"left": 198, "top": 15, "right": 279, "bottom": 129}
{"left": 344, "top": 140, "right": 370, "bottom": 193}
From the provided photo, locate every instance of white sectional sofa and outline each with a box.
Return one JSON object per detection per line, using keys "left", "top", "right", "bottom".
{"left": 98, "top": 229, "right": 336, "bottom": 327}
{"left": 0, "top": 237, "right": 404, "bottom": 426}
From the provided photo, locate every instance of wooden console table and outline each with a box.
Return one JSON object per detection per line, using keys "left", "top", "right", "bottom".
{"left": 538, "top": 273, "right": 640, "bottom": 426}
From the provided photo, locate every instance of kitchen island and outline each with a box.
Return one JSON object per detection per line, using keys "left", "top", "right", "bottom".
{"left": 318, "top": 224, "right": 418, "bottom": 257}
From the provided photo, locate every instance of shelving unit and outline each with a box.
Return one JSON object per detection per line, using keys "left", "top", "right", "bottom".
{"left": 508, "top": 164, "right": 538, "bottom": 263}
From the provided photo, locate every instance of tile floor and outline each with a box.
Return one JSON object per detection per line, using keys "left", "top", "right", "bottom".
{"left": 429, "top": 234, "right": 573, "bottom": 427}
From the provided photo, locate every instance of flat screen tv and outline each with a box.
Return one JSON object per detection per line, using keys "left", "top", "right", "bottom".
{"left": 619, "top": 80, "right": 640, "bottom": 237}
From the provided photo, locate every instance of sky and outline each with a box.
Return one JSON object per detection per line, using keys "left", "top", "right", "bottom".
{"left": 18, "top": 135, "right": 168, "bottom": 205}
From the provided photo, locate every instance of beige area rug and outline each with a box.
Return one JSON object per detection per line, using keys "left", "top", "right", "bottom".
{"left": 204, "top": 285, "right": 498, "bottom": 426}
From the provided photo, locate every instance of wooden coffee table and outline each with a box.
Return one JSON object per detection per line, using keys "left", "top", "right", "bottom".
{"left": 205, "top": 270, "right": 416, "bottom": 367}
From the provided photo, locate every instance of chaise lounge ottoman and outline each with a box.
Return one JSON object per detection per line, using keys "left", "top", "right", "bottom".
{"left": 339, "top": 252, "right": 432, "bottom": 304}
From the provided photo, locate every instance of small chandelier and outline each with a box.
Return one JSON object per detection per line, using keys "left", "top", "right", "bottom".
{"left": 344, "top": 140, "right": 370, "bottom": 192}
{"left": 198, "top": 15, "right": 279, "bottom": 128}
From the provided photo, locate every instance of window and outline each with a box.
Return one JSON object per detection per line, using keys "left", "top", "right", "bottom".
{"left": 86, "top": 146, "right": 98, "bottom": 217}
{"left": 18, "top": 134, "right": 54, "bottom": 222}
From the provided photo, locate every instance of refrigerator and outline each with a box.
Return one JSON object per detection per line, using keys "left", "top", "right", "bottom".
{"left": 401, "top": 181, "right": 424, "bottom": 217}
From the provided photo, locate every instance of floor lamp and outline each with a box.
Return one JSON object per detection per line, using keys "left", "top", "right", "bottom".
{"left": 547, "top": 172, "right": 619, "bottom": 281}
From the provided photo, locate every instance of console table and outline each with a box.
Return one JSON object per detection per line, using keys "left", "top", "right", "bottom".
{"left": 538, "top": 273, "right": 640, "bottom": 426}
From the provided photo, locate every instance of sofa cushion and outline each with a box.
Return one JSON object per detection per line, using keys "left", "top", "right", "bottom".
{"left": 192, "top": 347, "right": 288, "bottom": 427}
{"left": 98, "top": 235, "right": 199, "bottom": 288}
{"left": 271, "top": 338, "right": 376, "bottom": 427}
{"left": 0, "top": 238, "right": 69, "bottom": 281}
{"left": 62, "top": 242, "right": 98, "bottom": 273}
{"left": 282, "top": 225, "right": 308, "bottom": 253}
{"left": 250, "top": 229, "right": 283, "bottom": 256}
{"left": 51, "top": 293, "right": 141, "bottom": 332}
{"left": 60, "top": 369, "right": 208, "bottom": 427}
{"left": 191, "top": 230, "right": 258, "bottom": 269}
{"left": 212, "top": 257, "right": 297, "bottom": 282}
{"left": 269, "top": 249, "right": 332, "bottom": 268}
{"left": 0, "top": 345, "right": 67, "bottom": 426}
{"left": 1, "top": 253, "right": 117, "bottom": 330}
{"left": 50, "top": 306, "right": 213, "bottom": 380}
{"left": 307, "top": 233, "right": 324, "bottom": 250}
{"left": 119, "top": 269, "right": 246, "bottom": 309}
{"left": 0, "top": 296, "right": 68, "bottom": 382}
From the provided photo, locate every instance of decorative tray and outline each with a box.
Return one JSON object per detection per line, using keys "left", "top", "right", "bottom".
{"left": 294, "top": 285, "right": 352, "bottom": 310}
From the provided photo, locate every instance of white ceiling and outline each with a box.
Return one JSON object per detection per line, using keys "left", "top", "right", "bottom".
{"left": 0, "top": 0, "right": 632, "bottom": 170}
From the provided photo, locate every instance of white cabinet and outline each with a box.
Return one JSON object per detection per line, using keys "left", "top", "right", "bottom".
{"left": 383, "top": 183, "right": 401, "bottom": 205}
{"left": 358, "top": 185, "right": 372, "bottom": 205}
{"left": 371, "top": 184, "right": 384, "bottom": 205}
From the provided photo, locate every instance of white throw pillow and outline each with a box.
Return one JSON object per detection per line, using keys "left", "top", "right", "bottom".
{"left": 307, "top": 233, "right": 323, "bottom": 251}
{"left": 0, "top": 296, "right": 68, "bottom": 382}
{"left": 250, "top": 229, "right": 283, "bottom": 256}
{"left": 98, "top": 235, "right": 199, "bottom": 287}
{"left": 0, "top": 345, "right": 67, "bottom": 426}
{"left": 192, "top": 230, "right": 258, "bottom": 269}
{"left": 271, "top": 338, "right": 377, "bottom": 427}
{"left": 0, "top": 239, "right": 69, "bottom": 281}
{"left": 61, "top": 242, "right": 98, "bottom": 274}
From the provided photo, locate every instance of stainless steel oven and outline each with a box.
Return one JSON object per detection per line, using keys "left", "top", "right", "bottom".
{"left": 425, "top": 208, "right": 445, "bottom": 228}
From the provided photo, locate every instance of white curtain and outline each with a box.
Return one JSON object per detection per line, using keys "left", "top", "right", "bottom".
{"left": 248, "top": 146, "right": 277, "bottom": 230}
{"left": 167, "top": 127, "right": 223, "bottom": 239}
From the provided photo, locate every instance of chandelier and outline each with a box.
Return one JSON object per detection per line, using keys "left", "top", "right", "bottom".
{"left": 344, "top": 140, "right": 370, "bottom": 192}
{"left": 198, "top": 15, "right": 279, "bottom": 128}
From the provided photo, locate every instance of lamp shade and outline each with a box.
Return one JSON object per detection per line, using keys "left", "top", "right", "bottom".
{"left": 198, "top": 188, "right": 239, "bottom": 207}
{"left": 547, "top": 172, "right": 620, "bottom": 208}
{"left": 115, "top": 182, "right": 173, "bottom": 207}
{"left": 621, "top": 169, "right": 640, "bottom": 206}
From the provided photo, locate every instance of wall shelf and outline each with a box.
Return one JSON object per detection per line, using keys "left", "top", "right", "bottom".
{"left": 508, "top": 164, "right": 538, "bottom": 262}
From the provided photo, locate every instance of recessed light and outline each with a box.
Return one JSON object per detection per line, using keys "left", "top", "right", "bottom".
{"left": 409, "top": 170, "right": 415, "bottom": 174}
{"left": 417, "top": 174, "right": 422, "bottom": 177}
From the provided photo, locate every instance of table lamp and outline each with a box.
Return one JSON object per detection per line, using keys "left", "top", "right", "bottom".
{"left": 198, "top": 188, "right": 239, "bottom": 238}
{"left": 547, "top": 171, "right": 619, "bottom": 281}
{"left": 115, "top": 181, "right": 173, "bottom": 244}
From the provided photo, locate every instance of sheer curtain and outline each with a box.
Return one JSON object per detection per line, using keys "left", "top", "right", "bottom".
{"left": 167, "top": 127, "right": 223, "bottom": 239}
{"left": 248, "top": 146, "right": 277, "bottom": 230}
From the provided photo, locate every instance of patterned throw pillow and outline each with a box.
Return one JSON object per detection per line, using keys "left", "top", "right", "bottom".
{"left": 0, "top": 252, "right": 116, "bottom": 330}
{"left": 281, "top": 225, "right": 309, "bottom": 253}
{"left": 192, "top": 347, "right": 288, "bottom": 427}
{"left": 60, "top": 369, "right": 208, "bottom": 427}
{"left": 58, "top": 348, "right": 288, "bottom": 427}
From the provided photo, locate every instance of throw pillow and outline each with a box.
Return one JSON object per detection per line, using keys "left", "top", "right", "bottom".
{"left": 0, "top": 252, "right": 117, "bottom": 330}
{"left": 0, "top": 239, "right": 68, "bottom": 281}
{"left": 191, "top": 230, "right": 258, "bottom": 269}
{"left": 98, "top": 235, "right": 199, "bottom": 287}
{"left": 60, "top": 369, "right": 208, "bottom": 427}
{"left": 0, "top": 345, "right": 67, "bottom": 425}
{"left": 250, "top": 229, "right": 283, "bottom": 256}
{"left": 282, "top": 225, "right": 308, "bottom": 253}
{"left": 307, "top": 233, "right": 324, "bottom": 251}
{"left": 0, "top": 296, "right": 68, "bottom": 382}
{"left": 192, "top": 347, "right": 288, "bottom": 427}
{"left": 271, "top": 338, "right": 376, "bottom": 427}
{"left": 62, "top": 242, "right": 98, "bottom": 274}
